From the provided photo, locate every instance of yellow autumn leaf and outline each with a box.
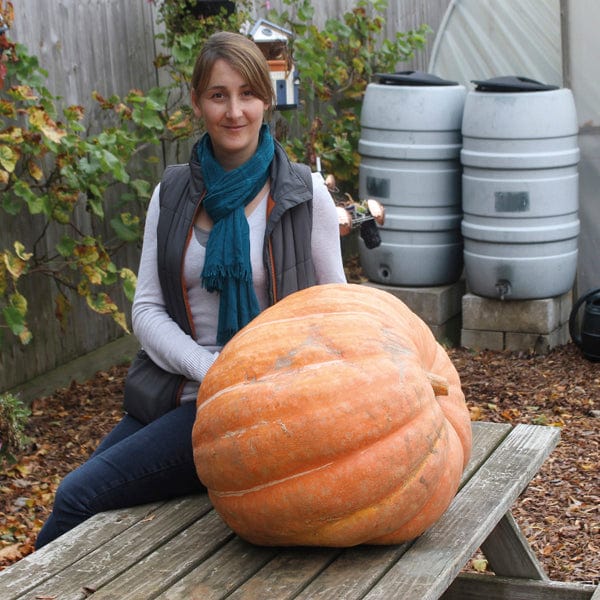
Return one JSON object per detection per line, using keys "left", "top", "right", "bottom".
{"left": 471, "top": 558, "right": 488, "bottom": 572}
{"left": 10, "top": 291, "right": 28, "bottom": 314}
{"left": 18, "top": 327, "right": 33, "bottom": 345}
{"left": 11, "top": 85, "right": 38, "bottom": 101}
{"left": 112, "top": 310, "right": 131, "bottom": 334}
{"left": 29, "top": 107, "right": 67, "bottom": 143}
{"left": 0, "top": 143, "right": 17, "bottom": 172}
{"left": 0, "top": 168, "right": 9, "bottom": 185}
{"left": 82, "top": 264, "right": 104, "bottom": 285}
{"left": 14, "top": 241, "right": 33, "bottom": 261}
{"left": 3, "top": 252, "right": 26, "bottom": 279}
{"left": 86, "top": 292, "right": 117, "bottom": 315}
{"left": 74, "top": 244, "right": 100, "bottom": 265}
{"left": 0, "top": 126, "right": 24, "bottom": 143}
{"left": 27, "top": 159, "right": 44, "bottom": 182}
{"left": 578, "top": 462, "right": 595, "bottom": 471}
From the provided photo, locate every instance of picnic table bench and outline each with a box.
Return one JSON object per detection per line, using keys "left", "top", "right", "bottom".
{"left": 0, "top": 422, "right": 598, "bottom": 600}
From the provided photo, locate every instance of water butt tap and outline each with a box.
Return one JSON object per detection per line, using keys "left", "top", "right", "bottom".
{"left": 495, "top": 279, "right": 511, "bottom": 301}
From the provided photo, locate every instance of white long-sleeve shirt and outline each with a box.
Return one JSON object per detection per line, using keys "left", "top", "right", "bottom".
{"left": 131, "top": 172, "right": 347, "bottom": 403}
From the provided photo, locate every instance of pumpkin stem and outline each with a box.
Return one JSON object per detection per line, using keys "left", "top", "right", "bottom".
{"left": 427, "top": 372, "right": 449, "bottom": 396}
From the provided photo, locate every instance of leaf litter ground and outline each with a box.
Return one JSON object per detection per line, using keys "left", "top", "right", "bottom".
{"left": 0, "top": 342, "right": 598, "bottom": 585}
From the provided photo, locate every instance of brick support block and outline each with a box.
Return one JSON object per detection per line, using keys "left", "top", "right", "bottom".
{"left": 460, "top": 291, "right": 573, "bottom": 353}
{"left": 362, "top": 280, "right": 465, "bottom": 346}
{"left": 462, "top": 292, "right": 572, "bottom": 334}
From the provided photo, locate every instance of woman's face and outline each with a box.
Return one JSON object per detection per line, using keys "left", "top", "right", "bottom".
{"left": 192, "top": 58, "right": 269, "bottom": 170}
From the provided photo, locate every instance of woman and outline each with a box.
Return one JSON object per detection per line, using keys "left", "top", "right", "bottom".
{"left": 35, "top": 31, "right": 346, "bottom": 548}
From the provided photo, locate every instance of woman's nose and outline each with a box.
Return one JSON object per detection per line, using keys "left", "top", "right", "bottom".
{"left": 226, "top": 98, "right": 242, "bottom": 118}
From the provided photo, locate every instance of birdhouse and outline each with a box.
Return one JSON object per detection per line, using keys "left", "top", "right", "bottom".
{"left": 249, "top": 19, "right": 298, "bottom": 110}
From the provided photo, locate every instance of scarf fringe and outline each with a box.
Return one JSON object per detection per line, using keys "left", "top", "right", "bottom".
{"left": 202, "top": 264, "right": 253, "bottom": 292}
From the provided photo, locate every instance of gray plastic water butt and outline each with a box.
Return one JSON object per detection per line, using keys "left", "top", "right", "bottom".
{"left": 461, "top": 77, "right": 580, "bottom": 300}
{"left": 358, "top": 72, "right": 466, "bottom": 286}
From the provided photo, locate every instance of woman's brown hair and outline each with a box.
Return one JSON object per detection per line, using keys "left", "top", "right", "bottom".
{"left": 191, "top": 31, "right": 275, "bottom": 108}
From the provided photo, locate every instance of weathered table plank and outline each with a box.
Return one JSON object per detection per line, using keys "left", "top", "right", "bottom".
{"left": 227, "top": 546, "right": 344, "bottom": 600}
{"left": 91, "top": 509, "right": 234, "bottom": 600}
{"left": 0, "top": 501, "right": 162, "bottom": 600}
{"left": 292, "top": 544, "right": 409, "bottom": 600}
{"left": 156, "top": 536, "right": 279, "bottom": 600}
{"left": 360, "top": 423, "right": 560, "bottom": 600}
{"left": 20, "top": 495, "right": 213, "bottom": 600}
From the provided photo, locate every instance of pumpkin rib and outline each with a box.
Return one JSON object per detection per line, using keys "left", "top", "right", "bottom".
{"left": 211, "top": 416, "right": 455, "bottom": 546}
{"left": 198, "top": 312, "right": 419, "bottom": 398}
{"left": 366, "top": 424, "right": 465, "bottom": 544}
{"left": 194, "top": 359, "right": 441, "bottom": 491}
{"left": 196, "top": 358, "right": 349, "bottom": 413}
{"left": 206, "top": 402, "right": 448, "bottom": 499}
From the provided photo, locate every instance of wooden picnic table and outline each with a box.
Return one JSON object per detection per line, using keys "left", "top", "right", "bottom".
{"left": 0, "top": 421, "right": 598, "bottom": 600}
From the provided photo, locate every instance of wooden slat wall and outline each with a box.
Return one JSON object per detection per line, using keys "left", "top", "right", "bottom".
{"left": 0, "top": 0, "right": 451, "bottom": 393}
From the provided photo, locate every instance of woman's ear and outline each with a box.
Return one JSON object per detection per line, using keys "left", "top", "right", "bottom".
{"left": 191, "top": 89, "right": 203, "bottom": 118}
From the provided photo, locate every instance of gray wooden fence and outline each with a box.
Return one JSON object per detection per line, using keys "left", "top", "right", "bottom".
{"left": 1, "top": 0, "right": 450, "bottom": 396}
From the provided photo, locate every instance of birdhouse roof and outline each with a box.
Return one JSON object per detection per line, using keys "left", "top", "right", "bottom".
{"left": 249, "top": 19, "right": 292, "bottom": 43}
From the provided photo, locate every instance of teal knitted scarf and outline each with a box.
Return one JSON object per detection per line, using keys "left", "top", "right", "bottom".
{"left": 198, "top": 124, "right": 274, "bottom": 344}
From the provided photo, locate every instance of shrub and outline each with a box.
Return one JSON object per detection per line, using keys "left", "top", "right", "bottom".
{"left": 0, "top": 392, "right": 30, "bottom": 464}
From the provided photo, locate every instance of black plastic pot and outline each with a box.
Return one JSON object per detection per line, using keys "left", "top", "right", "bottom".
{"left": 569, "top": 288, "right": 600, "bottom": 362}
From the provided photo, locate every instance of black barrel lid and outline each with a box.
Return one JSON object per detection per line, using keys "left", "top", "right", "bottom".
{"left": 375, "top": 70, "right": 459, "bottom": 86}
{"left": 472, "top": 76, "right": 559, "bottom": 92}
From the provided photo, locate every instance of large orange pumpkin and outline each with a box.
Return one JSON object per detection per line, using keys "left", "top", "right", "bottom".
{"left": 192, "top": 283, "right": 472, "bottom": 547}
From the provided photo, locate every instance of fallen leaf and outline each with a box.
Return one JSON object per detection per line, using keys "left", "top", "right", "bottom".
{"left": 471, "top": 558, "right": 488, "bottom": 572}
{"left": 0, "top": 544, "right": 22, "bottom": 561}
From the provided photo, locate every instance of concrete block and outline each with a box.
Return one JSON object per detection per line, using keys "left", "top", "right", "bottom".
{"left": 462, "top": 292, "right": 571, "bottom": 334}
{"left": 364, "top": 280, "right": 465, "bottom": 325}
{"left": 460, "top": 329, "right": 505, "bottom": 351}
{"left": 505, "top": 324, "right": 570, "bottom": 354}
{"left": 429, "top": 314, "right": 462, "bottom": 348}
{"left": 560, "top": 291, "right": 574, "bottom": 326}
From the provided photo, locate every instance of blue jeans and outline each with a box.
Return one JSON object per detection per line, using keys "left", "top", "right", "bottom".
{"left": 35, "top": 402, "right": 205, "bottom": 549}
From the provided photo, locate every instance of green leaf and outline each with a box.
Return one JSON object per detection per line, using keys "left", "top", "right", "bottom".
{"left": 110, "top": 213, "right": 141, "bottom": 242}
{"left": 120, "top": 268, "right": 137, "bottom": 302}
{"left": 131, "top": 103, "right": 164, "bottom": 132}
{"left": 52, "top": 203, "right": 71, "bottom": 224}
{"left": 130, "top": 178, "right": 152, "bottom": 199}
{"left": 99, "top": 150, "right": 129, "bottom": 183}
{"left": 3, "top": 305, "right": 26, "bottom": 335}
{"left": 56, "top": 236, "right": 76, "bottom": 257}
{"left": 87, "top": 196, "right": 105, "bottom": 218}
{"left": 9, "top": 292, "right": 28, "bottom": 314}
{"left": 12, "top": 180, "right": 46, "bottom": 214}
